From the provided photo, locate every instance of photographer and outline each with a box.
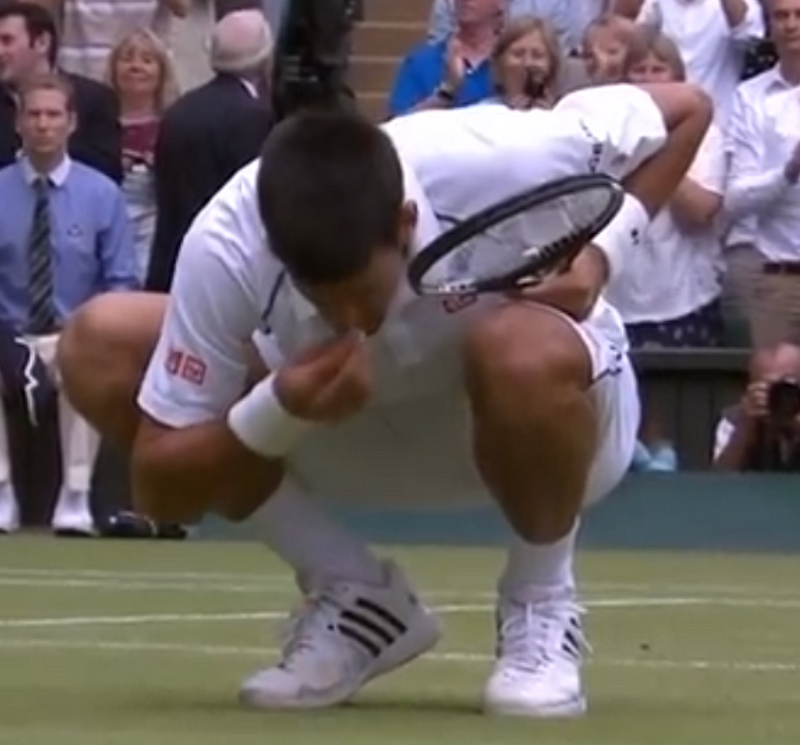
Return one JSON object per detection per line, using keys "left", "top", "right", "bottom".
{"left": 714, "top": 344, "right": 800, "bottom": 472}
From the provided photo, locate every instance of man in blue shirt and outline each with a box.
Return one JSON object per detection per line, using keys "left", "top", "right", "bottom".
{"left": 388, "top": 0, "right": 502, "bottom": 117}
{"left": 0, "top": 73, "right": 137, "bottom": 535}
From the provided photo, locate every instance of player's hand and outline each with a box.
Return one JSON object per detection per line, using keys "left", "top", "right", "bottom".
{"left": 741, "top": 381, "right": 769, "bottom": 420}
{"left": 506, "top": 246, "right": 606, "bottom": 321}
{"left": 444, "top": 38, "right": 466, "bottom": 89}
{"left": 273, "top": 332, "right": 372, "bottom": 423}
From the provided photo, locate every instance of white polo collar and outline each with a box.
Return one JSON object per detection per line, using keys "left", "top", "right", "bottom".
{"left": 20, "top": 154, "right": 71, "bottom": 187}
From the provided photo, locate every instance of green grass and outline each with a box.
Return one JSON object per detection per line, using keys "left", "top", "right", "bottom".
{"left": 1, "top": 537, "right": 799, "bottom": 745}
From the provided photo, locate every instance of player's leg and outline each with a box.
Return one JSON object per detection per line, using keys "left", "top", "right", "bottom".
{"left": 57, "top": 292, "right": 167, "bottom": 451}
{"left": 238, "top": 333, "right": 441, "bottom": 710}
{"left": 462, "top": 303, "right": 638, "bottom": 718}
{"left": 59, "top": 295, "right": 439, "bottom": 708}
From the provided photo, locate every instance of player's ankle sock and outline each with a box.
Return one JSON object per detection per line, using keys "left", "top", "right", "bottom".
{"left": 255, "top": 484, "right": 384, "bottom": 586}
{"left": 498, "top": 520, "right": 579, "bottom": 602}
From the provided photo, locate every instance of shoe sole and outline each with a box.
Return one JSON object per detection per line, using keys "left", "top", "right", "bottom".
{"left": 484, "top": 694, "right": 588, "bottom": 718}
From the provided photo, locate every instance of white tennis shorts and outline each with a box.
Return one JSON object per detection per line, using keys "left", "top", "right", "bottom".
{"left": 252, "top": 306, "right": 640, "bottom": 510}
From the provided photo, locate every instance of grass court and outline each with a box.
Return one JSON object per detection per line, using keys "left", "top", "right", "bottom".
{"left": 1, "top": 537, "right": 799, "bottom": 745}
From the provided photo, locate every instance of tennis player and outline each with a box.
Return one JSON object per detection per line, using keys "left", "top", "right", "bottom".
{"left": 57, "top": 82, "right": 711, "bottom": 717}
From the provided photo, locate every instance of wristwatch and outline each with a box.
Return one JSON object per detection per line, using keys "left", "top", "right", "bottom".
{"left": 434, "top": 83, "right": 456, "bottom": 104}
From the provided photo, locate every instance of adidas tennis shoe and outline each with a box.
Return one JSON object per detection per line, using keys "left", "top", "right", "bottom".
{"left": 239, "top": 560, "right": 441, "bottom": 709}
{"left": 483, "top": 591, "right": 589, "bottom": 718}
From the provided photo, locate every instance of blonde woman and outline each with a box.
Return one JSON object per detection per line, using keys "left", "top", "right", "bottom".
{"left": 489, "top": 16, "right": 561, "bottom": 110}
{"left": 106, "top": 28, "right": 180, "bottom": 283}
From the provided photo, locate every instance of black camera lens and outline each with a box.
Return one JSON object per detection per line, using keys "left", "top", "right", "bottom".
{"left": 767, "top": 378, "right": 800, "bottom": 421}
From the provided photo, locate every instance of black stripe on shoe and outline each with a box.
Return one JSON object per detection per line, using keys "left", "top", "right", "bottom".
{"left": 340, "top": 609, "right": 396, "bottom": 645}
{"left": 338, "top": 623, "right": 383, "bottom": 657}
{"left": 334, "top": 597, "right": 409, "bottom": 658}
{"left": 354, "top": 598, "right": 407, "bottom": 634}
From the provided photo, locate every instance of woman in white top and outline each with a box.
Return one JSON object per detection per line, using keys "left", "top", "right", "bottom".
{"left": 605, "top": 26, "right": 727, "bottom": 348}
{"left": 605, "top": 26, "right": 727, "bottom": 471}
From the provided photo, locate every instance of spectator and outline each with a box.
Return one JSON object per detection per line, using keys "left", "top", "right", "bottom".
{"left": 0, "top": 74, "right": 137, "bottom": 535}
{"left": 428, "top": 0, "right": 572, "bottom": 52}
{"left": 725, "top": 0, "right": 800, "bottom": 347}
{"left": 145, "top": 8, "right": 274, "bottom": 290}
{"left": 581, "top": 12, "right": 636, "bottom": 84}
{"left": 57, "top": 0, "right": 190, "bottom": 82}
{"left": 0, "top": 1, "right": 122, "bottom": 182}
{"left": 389, "top": 0, "right": 504, "bottom": 116}
{"left": 605, "top": 28, "right": 727, "bottom": 472}
{"left": 635, "top": 0, "right": 765, "bottom": 126}
{"left": 487, "top": 16, "right": 560, "bottom": 109}
{"left": 428, "top": 0, "right": 629, "bottom": 55}
{"left": 714, "top": 343, "right": 800, "bottom": 470}
{"left": 107, "top": 28, "right": 179, "bottom": 284}
{"left": 606, "top": 27, "right": 727, "bottom": 348}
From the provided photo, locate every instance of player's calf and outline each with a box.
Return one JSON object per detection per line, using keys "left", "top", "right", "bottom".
{"left": 463, "top": 303, "right": 596, "bottom": 718}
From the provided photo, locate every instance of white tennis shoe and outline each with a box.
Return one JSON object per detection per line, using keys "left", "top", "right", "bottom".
{"left": 239, "top": 561, "right": 441, "bottom": 709}
{"left": 483, "top": 592, "right": 589, "bottom": 718}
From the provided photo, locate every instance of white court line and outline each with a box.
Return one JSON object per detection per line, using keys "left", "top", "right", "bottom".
{"left": 0, "top": 636, "right": 796, "bottom": 674}
{"left": 4, "top": 567, "right": 800, "bottom": 598}
{"left": 4, "top": 568, "right": 800, "bottom": 601}
{"left": 3, "top": 596, "right": 800, "bottom": 629}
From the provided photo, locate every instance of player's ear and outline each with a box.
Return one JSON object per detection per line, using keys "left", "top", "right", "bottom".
{"left": 398, "top": 201, "right": 418, "bottom": 255}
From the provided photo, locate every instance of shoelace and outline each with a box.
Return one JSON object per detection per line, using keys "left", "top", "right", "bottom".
{"left": 498, "top": 599, "right": 590, "bottom": 674}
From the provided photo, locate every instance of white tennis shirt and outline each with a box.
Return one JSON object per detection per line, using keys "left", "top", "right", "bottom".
{"left": 138, "top": 84, "right": 666, "bottom": 429}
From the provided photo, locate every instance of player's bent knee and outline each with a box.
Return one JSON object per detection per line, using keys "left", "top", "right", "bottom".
{"left": 58, "top": 292, "right": 165, "bottom": 433}
{"left": 463, "top": 304, "right": 593, "bottom": 404}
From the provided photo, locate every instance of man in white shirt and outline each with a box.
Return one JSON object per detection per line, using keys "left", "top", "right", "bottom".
{"left": 637, "top": 0, "right": 764, "bottom": 126}
{"left": 56, "top": 83, "right": 711, "bottom": 716}
{"left": 725, "top": 0, "right": 800, "bottom": 346}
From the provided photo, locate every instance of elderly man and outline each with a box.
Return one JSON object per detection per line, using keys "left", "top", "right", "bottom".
{"left": 145, "top": 8, "right": 275, "bottom": 292}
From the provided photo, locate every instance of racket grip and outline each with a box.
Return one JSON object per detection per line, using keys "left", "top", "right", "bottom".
{"left": 591, "top": 194, "right": 649, "bottom": 282}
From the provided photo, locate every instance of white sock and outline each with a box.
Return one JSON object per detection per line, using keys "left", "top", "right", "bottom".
{"left": 254, "top": 481, "right": 384, "bottom": 587}
{"left": 498, "top": 520, "right": 579, "bottom": 603}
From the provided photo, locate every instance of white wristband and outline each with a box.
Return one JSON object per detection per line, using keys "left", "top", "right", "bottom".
{"left": 591, "top": 193, "right": 650, "bottom": 283}
{"left": 227, "top": 373, "right": 311, "bottom": 458}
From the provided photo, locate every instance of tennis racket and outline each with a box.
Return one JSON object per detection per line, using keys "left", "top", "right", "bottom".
{"left": 408, "top": 173, "right": 625, "bottom": 296}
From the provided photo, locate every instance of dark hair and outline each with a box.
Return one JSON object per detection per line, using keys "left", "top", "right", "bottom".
{"left": 0, "top": 1, "right": 59, "bottom": 67}
{"left": 256, "top": 110, "right": 405, "bottom": 284}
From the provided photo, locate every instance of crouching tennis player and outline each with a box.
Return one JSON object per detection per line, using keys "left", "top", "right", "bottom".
{"left": 56, "top": 82, "right": 711, "bottom": 717}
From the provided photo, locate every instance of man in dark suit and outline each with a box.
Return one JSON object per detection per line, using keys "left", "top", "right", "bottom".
{"left": 145, "top": 9, "right": 274, "bottom": 292}
{"left": 0, "top": 1, "right": 122, "bottom": 182}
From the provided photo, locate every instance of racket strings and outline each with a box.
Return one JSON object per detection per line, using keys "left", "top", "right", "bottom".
{"left": 442, "top": 188, "right": 610, "bottom": 283}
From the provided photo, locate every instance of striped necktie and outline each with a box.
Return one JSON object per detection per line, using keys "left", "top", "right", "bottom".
{"left": 27, "top": 177, "right": 56, "bottom": 335}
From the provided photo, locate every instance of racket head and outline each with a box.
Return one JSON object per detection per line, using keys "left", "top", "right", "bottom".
{"left": 408, "top": 173, "right": 625, "bottom": 296}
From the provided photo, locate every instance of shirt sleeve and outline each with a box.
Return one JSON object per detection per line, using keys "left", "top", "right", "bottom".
{"left": 725, "top": 84, "right": 793, "bottom": 214}
{"left": 137, "top": 207, "right": 266, "bottom": 429}
{"left": 554, "top": 84, "right": 668, "bottom": 180}
{"left": 713, "top": 416, "right": 735, "bottom": 460}
{"left": 687, "top": 122, "right": 727, "bottom": 195}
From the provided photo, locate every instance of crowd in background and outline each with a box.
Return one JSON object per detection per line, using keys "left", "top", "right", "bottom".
{"left": 0, "top": 0, "right": 797, "bottom": 538}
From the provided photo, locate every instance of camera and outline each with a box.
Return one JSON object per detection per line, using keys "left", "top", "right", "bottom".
{"left": 523, "top": 68, "right": 545, "bottom": 101}
{"left": 767, "top": 378, "right": 800, "bottom": 422}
